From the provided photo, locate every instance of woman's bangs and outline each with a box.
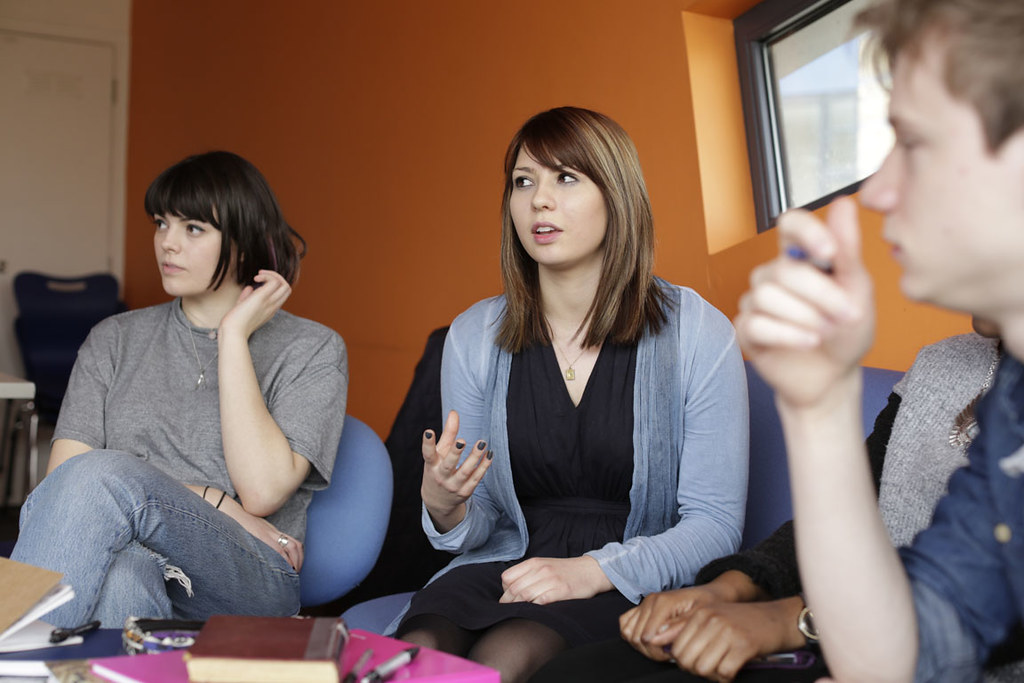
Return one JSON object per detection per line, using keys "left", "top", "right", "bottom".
{"left": 144, "top": 165, "right": 220, "bottom": 227}
{"left": 517, "top": 122, "right": 595, "bottom": 180}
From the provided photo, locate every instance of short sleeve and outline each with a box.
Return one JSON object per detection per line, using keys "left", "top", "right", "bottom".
{"left": 267, "top": 331, "right": 348, "bottom": 490}
{"left": 52, "top": 317, "right": 120, "bottom": 449}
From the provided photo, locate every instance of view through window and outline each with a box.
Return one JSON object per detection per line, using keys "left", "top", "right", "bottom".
{"left": 737, "top": 0, "right": 893, "bottom": 231}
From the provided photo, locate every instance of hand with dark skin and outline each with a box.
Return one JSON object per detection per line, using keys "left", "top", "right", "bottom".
{"left": 620, "top": 570, "right": 808, "bottom": 682}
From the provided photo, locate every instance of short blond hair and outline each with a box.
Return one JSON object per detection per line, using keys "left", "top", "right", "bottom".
{"left": 858, "top": 0, "right": 1024, "bottom": 150}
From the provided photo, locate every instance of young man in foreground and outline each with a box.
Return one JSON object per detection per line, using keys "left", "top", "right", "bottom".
{"left": 735, "top": 0, "right": 1024, "bottom": 681}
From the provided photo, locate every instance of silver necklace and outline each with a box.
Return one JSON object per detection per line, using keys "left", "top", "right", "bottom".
{"left": 187, "top": 327, "right": 219, "bottom": 389}
{"left": 949, "top": 348, "right": 1001, "bottom": 450}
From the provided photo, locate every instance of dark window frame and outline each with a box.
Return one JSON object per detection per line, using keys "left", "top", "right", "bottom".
{"left": 735, "top": 0, "right": 867, "bottom": 233}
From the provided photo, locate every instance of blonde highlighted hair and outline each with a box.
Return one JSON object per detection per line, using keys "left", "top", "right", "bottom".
{"left": 496, "top": 107, "right": 669, "bottom": 353}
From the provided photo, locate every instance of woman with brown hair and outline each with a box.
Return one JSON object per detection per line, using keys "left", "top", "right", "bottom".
{"left": 392, "top": 107, "right": 748, "bottom": 682}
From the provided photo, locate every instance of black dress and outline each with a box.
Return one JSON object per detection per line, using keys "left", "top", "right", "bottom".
{"left": 400, "top": 340, "right": 638, "bottom": 646}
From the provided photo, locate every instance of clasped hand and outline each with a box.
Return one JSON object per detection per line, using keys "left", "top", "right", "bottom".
{"left": 620, "top": 583, "right": 729, "bottom": 661}
{"left": 621, "top": 586, "right": 801, "bottom": 683}
{"left": 421, "top": 410, "right": 492, "bottom": 531}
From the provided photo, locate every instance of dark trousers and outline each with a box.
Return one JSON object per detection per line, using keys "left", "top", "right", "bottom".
{"left": 529, "top": 638, "right": 827, "bottom": 683}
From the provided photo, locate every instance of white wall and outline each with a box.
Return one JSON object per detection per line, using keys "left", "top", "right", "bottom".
{"left": 0, "top": 0, "right": 130, "bottom": 376}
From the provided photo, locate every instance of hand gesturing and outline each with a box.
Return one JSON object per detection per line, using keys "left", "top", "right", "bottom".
{"left": 421, "top": 410, "right": 492, "bottom": 532}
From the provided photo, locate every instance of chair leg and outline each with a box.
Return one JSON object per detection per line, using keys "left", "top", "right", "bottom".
{"left": 22, "top": 401, "right": 39, "bottom": 495}
{"left": 1, "top": 400, "right": 14, "bottom": 509}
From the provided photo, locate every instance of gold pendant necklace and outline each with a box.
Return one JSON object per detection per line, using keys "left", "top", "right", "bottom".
{"left": 551, "top": 338, "right": 586, "bottom": 381}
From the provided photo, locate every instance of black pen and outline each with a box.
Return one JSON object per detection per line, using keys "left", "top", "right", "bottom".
{"left": 49, "top": 619, "right": 101, "bottom": 643}
{"left": 359, "top": 646, "right": 419, "bottom": 683}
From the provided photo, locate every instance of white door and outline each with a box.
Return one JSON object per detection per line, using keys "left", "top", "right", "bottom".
{"left": 0, "top": 29, "right": 117, "bottom": 376}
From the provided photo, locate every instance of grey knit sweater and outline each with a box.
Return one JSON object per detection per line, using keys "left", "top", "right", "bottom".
{"left": 878, "top": 333, "right": 1000, "bottom": 547}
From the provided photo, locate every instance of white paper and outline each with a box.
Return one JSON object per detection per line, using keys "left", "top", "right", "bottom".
{"left": 0, "top": 657, "right": 49, "bottom": 677}
{"left": 0, "top": 585, "right": 74, "bottom": 645}
{"left": 0, "top": 619, "right": 82, "bottom": 654}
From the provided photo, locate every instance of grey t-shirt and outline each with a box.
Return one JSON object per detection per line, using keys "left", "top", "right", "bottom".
{"left": 54, "top": 299, "right": 348, "bottom": 542}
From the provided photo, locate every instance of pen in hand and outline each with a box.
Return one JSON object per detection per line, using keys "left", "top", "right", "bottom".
{"left": 785, "top": 245, "right": 835, "bottom": 275}
{"left": 359, "top": 646, "right": 420, "bottom": 683}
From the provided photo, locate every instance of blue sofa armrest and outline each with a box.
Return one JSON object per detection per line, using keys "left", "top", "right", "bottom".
{"left": 741, "top": 361, "right": 903, "bottom": 550}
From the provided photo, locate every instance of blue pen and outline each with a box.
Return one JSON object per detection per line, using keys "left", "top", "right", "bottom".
{"left": 785, "top": 245, "right": 834, "bottom": 274}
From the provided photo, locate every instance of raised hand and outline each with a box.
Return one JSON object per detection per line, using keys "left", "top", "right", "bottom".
{"left": 499, "top": 556, "right": 612, "bottom": 605}
{"left": 421, "top": 410, "right": 492, "bottom": 532}
{"left": 735, "top": 197, "right": 875, "bottom": 408}
{"left": 219, "top": 269, "right": 292, "bottom": 341}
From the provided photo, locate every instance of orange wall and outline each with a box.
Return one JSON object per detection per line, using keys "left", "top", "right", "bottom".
{"left": 126, "top": 0, "right": 970, "bottom": 437}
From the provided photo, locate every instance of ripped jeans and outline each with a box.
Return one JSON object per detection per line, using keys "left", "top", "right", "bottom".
{"left": 11, "top": 451, "right": 300, "bottom": 628}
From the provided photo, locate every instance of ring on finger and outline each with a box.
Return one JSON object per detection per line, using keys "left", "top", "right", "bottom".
{"left": 277, "top": 534, "right": 289, "bottom": 548}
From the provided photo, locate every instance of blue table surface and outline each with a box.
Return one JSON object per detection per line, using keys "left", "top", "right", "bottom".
{"left": 0, "top": 628, "right": 123, "bottom": 662}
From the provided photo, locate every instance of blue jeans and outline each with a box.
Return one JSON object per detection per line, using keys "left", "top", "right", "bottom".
{"left": 11, "top": 451, "right": 300, "bottom": 628}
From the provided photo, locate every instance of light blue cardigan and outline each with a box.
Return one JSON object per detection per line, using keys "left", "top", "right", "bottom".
{"left": 389, "top": 281, "right": 748, "bottom": 633}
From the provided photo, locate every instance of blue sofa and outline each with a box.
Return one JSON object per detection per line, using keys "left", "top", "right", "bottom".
{"left": 741, "top": 362, "right": 903, "bottom": 549}
{"left": 341, "top": 360, "right": 904, "bottom": 633}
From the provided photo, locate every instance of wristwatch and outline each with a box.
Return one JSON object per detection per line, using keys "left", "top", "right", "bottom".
{"left": 797, "top": 603, "right": 819, "bottom": 644}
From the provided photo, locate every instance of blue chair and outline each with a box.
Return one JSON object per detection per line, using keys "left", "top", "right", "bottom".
{"left": 741, "top": 361, "right": 903, "bottom": 549}
{"left": 300, "top": 416, "right": 393, "bottom": 607}
{"left": 13, "top": 272, "right": 124, "bottom": 422}
{"left": 342, "top": 590, "right": 414, "bottom": 633}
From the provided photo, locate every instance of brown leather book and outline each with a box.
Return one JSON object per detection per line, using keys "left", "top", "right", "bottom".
{"left": 183, "top": 615, "right": 348, "bottom": 683}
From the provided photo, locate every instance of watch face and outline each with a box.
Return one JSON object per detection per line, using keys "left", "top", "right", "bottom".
{"left": 798, "top": 607, "right": 819, "bottom": 642}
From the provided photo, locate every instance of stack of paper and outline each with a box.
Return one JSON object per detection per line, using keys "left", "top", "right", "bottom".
{"left": 0, "top": 557, "right": 77, "bottom": 653}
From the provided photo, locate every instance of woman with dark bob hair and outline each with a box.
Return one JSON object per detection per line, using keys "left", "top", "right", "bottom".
{"left": 390, "top": 107, "right": 749, "bottom": 682}
{"left": 12, "top": 151, "right": 347, "bottom": 626}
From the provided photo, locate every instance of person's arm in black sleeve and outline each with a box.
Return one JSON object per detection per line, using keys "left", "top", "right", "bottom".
{"left": 694, "top": 391, "right": 901, "bottom": 599}
{"left": 865, "top": 392, "right": 900, "bottom": 495}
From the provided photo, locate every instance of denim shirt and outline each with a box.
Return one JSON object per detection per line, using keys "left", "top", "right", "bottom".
{"left": 901, "top": 354, "right": 1024, "bottom": 682}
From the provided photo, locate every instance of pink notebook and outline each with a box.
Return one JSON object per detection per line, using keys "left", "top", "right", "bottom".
{"left": 89, "top": 630, "right": 497, "bottom": 683}
{"left": 342, "top": 630, "right": 499, "bottom": 682}
{"left": 90, "top": 649, "right": 188, "bottom": 683}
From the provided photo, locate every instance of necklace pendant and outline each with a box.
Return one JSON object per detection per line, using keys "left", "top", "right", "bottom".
{"left": 196, "top": 371, "right": 205, "bottom": 389}
{"left": 565, "top": 367, "right": 576, "bottom": 381}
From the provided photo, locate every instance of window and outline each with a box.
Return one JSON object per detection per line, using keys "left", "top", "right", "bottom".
{"left": 735, "top": 0, "right": 891, "bottom": 232}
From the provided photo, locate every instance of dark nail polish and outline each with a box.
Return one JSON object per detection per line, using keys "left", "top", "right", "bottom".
{"left": 424, "top": 430, "right": 434, "bottom": 440}
{"left": 455, "top": 440, "right": 465, "bottom": 449}
{"left": 478, "top": 441, "right": 487, "bottom": 451}
{"left": 487, "top": 451, "right": 494, "bottom": 460}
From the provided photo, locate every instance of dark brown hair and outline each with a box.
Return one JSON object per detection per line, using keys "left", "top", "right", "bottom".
{"left": 496, "top": 107, "right": 669, "bottom": 352}
{"left": 857, "top": 0, "right": 1024, "bottom": 150}
{"left": 144, "top": 151, "right": 306, "bottom": 289}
